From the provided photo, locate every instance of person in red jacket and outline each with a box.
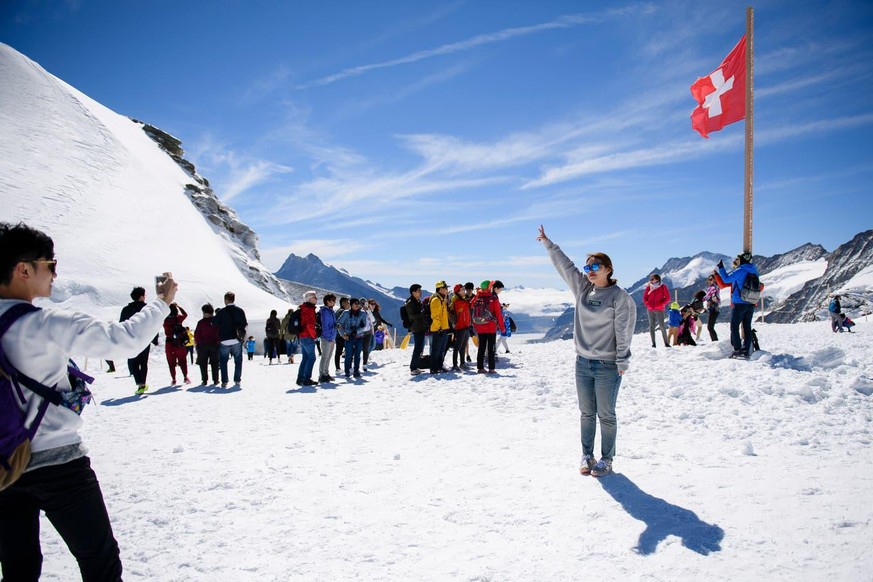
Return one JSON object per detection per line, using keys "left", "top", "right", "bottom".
{"left": 450, "top": 283, "right": 474, "bottom": 371}
{"left": 472, "top": 280, "right": 506, "bottom": 374}
{"left": 163, "top": 303, "right": 190, "bottom": 384}
{"left": 643, "top": 274, "right": 671, "bottom": 348}
{"left": 296, "top": 290, "right": 319, "bottom": 386}
{"left": 194, "top": 303, "right": 220, "bottom": 385}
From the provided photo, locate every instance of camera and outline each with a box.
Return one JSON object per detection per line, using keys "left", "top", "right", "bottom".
{"left": 154, "top": 274, "right": 168, "bottom": 296}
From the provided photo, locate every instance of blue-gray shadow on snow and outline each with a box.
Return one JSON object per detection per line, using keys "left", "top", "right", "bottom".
{"left": 100, "top": 394, "right": 146, "bottom": 406}
{"left": 598, "top": 473, "right": 724, "bottom": 556}
{"left": 286, "top": 386, "right": 317, "bottom": 394}
{"left": 187, "top": 384, "right": 242, "bottom": 394}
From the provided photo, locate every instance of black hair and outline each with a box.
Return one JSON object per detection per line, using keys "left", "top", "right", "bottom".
{"left": 350, "top": 297, "right": 360, "bottom": 306}
{"left": 695, "top": 290, "right": 706, "bottom": 300}
{"left": 131, "top": 286, "right": 146, "bottom": 301}
{"left": 270, "top": 309, "right": 277, "bottom": 317}
{"left": 491, "top": 280, "right": 504, "bottom": 290}
{"left": 168, "top": 303, "right": 179, "bottom": 317}
{"left": 409, "top": 284, "right": 422, "bottom": 294}
{"left": 0, "top": 222, "right": 54, "bottom": 286}
{"left": 324, "top": 294, "right": 336, "bottom": 305}
{"left": 224, "top": 291, "right": 235, "bottom": 303}
{"left": 202, "top": 303, "right": 214, "bottom": 314}
{"left": 464, "top": 282, "right": 475, "bottom": 290}
{"left": 340, "top": 297, "right": 350, "bottom": 307}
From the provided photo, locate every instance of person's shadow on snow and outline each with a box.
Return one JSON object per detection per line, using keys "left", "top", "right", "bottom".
{"left": 598, "top": 473, "right": 724, "bottom": 555}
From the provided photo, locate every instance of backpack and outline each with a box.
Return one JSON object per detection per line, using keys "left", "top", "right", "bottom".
{"left": 315, "top": 308, "right": 323, "bottom": 338}
{"left": 400, "top": 304, "right": 411, "bottom": 330}
{"left": 0, "top": 304, "right": 94, "bottom": 491}
{"left": 828, "top": 300, "right": 838, "bottom": 313}
{"left": 471, "top": 295, "right": 494, "bottom": 325}
{"left": 265, "top": 318, "right": 279, "bottom": 337}
{"left": 171, "top": 322, "right": 188, "bottom": 347}
{"left": 508, "top": 316, "right": 517, "bottom": 333}
{"left": 739, "top": 272, "right": 762, "bottom": 304}
{"left": 287, "top": 308, "right": 303, "bottom": 336}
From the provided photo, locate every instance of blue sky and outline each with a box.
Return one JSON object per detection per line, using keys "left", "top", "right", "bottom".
{"left": 3, "top": 0, "right": 872, "bottom": 290}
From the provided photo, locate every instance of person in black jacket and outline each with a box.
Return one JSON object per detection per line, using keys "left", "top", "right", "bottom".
{"left": 120, "top": 286, "right": 159, "bottom": 393}
{"left": 211, "top": 291, "right": 247, "bottom": 387}
{"left": 406, "top": 284, "right": 428, "bottom": 375}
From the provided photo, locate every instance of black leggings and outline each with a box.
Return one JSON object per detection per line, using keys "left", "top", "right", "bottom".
{"left": 707, "top": 308, "right": 720, "bottom": 341}
{"left": 0, "top": 456, "right": 122, "bottom": 581}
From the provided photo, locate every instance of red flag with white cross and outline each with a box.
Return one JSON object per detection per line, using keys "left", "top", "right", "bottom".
{"left": 690, "top": 35, "right": 746, "bottom": 138}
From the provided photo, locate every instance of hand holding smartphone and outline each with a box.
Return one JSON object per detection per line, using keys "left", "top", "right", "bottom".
{"left": 155, "top": 272, "right": 177, "bottom": 304}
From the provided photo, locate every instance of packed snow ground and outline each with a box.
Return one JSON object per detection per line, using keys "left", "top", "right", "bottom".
{"left": 34, "top": 322, "right": 873, "bottom": 581}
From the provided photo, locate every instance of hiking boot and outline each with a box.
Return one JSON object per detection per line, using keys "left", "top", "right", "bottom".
{"left": 466, "top": 355, "right": 472, "bottom": 363}
{"left": 591, "top": 458, "right": 613, "bottom": 477}
{"left": 304, "top": 379, "right": 318, "bottom": 386}
{"left": 221, "top": 382, "right": 228, "bottom": 388}
{"left": 451, "top": 365, "right": 461, "bottom": 372}
{"left": 579, "top": 453, "right": 596, "bottom": 475}
{"left": 410, "top": 369, "right": 422, "bottom": 376}
{"left": 477, "top": 368, "right": 486, "bottom": 374}
{"left": 353, "top": 372, "right": 361, "bottom": 379}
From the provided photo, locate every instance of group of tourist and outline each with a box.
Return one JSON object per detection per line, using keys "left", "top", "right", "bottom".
{"left": 643, "top": 254, "right": 760, "bottom": 358}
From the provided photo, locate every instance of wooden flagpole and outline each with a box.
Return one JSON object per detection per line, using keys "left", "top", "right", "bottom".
{"left": 743, "top": 7, "right": 755, "bottom": 254}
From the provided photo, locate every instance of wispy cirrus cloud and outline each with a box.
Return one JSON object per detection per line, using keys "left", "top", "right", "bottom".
{"left": 187, "top": 135, "right": 294, "bottom": 203}
{"left": 295, "top": 5, "right": 653, "bottom": 89}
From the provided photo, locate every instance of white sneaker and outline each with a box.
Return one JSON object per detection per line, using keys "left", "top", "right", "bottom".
{"left": 579, "top": 453, "right": 596, "bottom": 475}
{"left": 591, "top": 458, "right": 613, "bottom": 477}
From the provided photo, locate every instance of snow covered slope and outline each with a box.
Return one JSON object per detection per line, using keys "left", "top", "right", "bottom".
{"left": 33, "top": 321, "right": 873, "bottom": 581}
{"left": 0, "top": 43, "right": 291, "bottom": 320}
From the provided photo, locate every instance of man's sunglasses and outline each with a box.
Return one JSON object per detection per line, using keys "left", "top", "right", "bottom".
{"left": 582, "top": 263, "right": 603, "bottom": 274}
{"left": 32, "top": 259, "right": 57, "bottom": 274}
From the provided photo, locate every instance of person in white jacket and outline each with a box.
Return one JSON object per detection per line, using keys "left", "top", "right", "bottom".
{"left": 0, "top": 222, "right": 178, "bottom": 582}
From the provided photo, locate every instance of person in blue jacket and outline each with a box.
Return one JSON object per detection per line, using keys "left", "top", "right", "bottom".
{"left": 717, "top": 251, "right": 759, "bottom": 359}
{"left": 318, "top": 294, "right": 338, "bottom": 383}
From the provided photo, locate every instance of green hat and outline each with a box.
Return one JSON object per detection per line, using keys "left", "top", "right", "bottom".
{"left": 480, "top": 280, "right": 491, "bottom": 290}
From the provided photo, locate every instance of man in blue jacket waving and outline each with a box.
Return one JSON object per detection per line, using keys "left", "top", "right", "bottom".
{"left": 717, "top": 252, "right": 759, "bottom": 359}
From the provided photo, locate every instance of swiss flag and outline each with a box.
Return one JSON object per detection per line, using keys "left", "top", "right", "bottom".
{"left": 690, "top": 35, "right": 746, "bottom": 138}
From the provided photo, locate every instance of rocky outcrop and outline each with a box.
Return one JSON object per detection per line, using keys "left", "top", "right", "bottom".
{"left": 132, "top": 118, "right": 292, "bottom": 302}
{"left": 767, "top": 230, "right": 873, "bottom": 323}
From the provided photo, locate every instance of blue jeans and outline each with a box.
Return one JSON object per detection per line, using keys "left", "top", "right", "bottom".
{"left": 344, "top": 337, "right": 363, "bottom": 375}
{"left": 429, "top": 331, "right": 449, "bottom": 372}
{"left": 410, "top": 332, "right": 425, "bottom": 371}
{"left": 219, "top": 341, "right": 243, "bottom": 384}
{"left": 297, "top": 338, "right": 317, "bottom": 382}
{"left": 575, "top": 356, "right": 622, "bottom": 461}
{"left": 730, "top": 303, "right": 755, "bottom": 353}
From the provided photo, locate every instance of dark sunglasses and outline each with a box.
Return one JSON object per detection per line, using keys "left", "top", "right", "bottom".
{"left": 32, "top": 259, "right": 57, "bottom": 274}
{"left": 582, "top": 263, "right": 602, "bottom": 274}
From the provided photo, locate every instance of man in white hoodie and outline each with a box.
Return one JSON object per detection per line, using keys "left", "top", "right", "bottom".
{"left": 0, "top": 222, "right": 177, "bottom": 581}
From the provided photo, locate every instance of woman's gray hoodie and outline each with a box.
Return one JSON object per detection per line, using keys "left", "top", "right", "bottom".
{"left": 542, "top": 239, "right": 636, "bottom": 372}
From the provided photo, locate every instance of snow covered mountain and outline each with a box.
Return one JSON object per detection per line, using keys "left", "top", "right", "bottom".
{"left": 543, "top": 233, "right": 873, "bottom": 340}
{"left": 0, "top": 43, "right": 292, "bottom": 324}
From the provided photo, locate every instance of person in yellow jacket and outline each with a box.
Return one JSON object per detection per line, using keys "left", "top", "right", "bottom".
{"left": 185, "top": 326, "right": 195, "bottom": 364}
{"left": 429, "top": 281, "right": 451, "bottom": 374}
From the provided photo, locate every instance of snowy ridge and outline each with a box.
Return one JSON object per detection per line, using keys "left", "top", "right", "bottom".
{"left": 0, "top": 43, "right": 292, "bottom": 320}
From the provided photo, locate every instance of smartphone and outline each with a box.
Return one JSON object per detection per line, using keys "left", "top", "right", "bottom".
{"left": 155, "top": 274, "right": 168, "bottom": 296}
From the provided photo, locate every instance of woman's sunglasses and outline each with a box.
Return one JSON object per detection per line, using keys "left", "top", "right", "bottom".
{"left": 582, "top": 263, "right": 602, "bottom": 274}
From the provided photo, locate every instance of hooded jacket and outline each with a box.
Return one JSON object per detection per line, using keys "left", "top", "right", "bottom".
{"left": 717, "top": 262, "right": 760, "bottom": 305}
{"left": 643, "top": 283, "right": 670, "bottom": 311}
{"left": 429, "top": 292, "right": 451, "bottom": 332}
